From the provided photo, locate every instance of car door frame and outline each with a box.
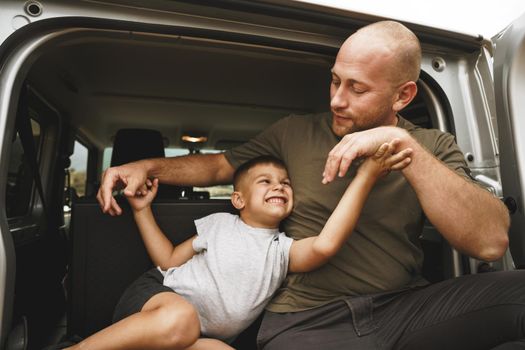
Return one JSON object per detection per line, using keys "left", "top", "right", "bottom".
{"left": 494, "top": 11, "right": 525, "bottom": 268}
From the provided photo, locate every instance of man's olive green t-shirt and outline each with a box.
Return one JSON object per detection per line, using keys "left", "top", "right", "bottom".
{"left": 224, "top": 112, "right": 471, "bottom": 313}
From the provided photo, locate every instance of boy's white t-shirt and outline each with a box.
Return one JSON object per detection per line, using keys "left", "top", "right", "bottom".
{"left": 161, "top": 212, "right": 293, "bottom": 342}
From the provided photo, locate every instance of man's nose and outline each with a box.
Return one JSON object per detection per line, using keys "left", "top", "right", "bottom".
{"left": 330, "top": 86, "right": 349, "bottom": 110}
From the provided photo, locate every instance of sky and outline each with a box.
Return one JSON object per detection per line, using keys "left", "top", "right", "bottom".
{"left": 296, "top": 0, "right": 525, "bottom": 38}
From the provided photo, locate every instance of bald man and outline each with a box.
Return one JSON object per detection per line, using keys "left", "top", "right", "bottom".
{"left": 98, "top": 21, "right": 524, "bottom": 349}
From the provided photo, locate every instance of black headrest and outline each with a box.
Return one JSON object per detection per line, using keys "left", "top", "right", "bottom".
{"left": 110, "top": 129, "right": 165, "bottom": 166}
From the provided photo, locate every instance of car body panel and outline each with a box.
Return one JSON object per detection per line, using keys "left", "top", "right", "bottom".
{"left": 0, "top": 0, "right": 522, "bottom": 348}
{"left": 494, "top": 11, "right": 525, "bottom": 267}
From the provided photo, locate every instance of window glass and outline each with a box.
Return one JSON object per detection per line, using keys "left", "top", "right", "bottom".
{"left": 68, "top": 141, "right": 88, "bottom": 197}
{"left": 101, "top": 147, "right": 233, "bottom": 199}
{"left": 102, "top": 147, "right": 113, "bottom": 171}
{"left": 6, "top": 120, "right": 42, "bottom": 218}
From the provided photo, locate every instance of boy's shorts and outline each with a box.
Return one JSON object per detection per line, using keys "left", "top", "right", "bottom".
{"left": 112, "top": 268, "right": 174, "bottom": 323}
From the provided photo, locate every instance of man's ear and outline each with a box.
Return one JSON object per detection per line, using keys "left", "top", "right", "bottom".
{"left": 231, "top": 191, "right": 245, "bottom": 210}
{"left": 393, "top": 81, "right": 417, "bottom": 113}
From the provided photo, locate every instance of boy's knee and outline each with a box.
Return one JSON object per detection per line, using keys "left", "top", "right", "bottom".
{"left": 155, "top": 303, "right": 200, "bottom": 348}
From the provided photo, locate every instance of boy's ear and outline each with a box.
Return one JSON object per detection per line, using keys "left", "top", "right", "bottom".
{"left": 231, "top": 191, "right": 245, "bottom": 210}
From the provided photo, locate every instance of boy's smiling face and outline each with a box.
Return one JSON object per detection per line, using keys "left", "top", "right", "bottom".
{"left": 232, "top": 163, "right": 293, "bottom": 228}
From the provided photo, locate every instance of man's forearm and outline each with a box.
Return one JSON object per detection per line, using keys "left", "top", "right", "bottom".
{"left": 143, "top": 153, "right": 235, "bottom": 187}
{"left": 400, "top": 136, "right": 510, "bottom": 261}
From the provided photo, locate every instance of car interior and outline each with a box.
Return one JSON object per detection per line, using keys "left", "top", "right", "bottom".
{"left": 4, "top": 22, "right": 469, "bottom": 350}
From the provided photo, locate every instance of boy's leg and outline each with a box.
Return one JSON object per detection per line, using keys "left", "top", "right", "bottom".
{"left": 66, "top": 268, "right": 200, "bottom": 350}
{"left": 66, "top": 292, "right": 199, "bottom": 350}
{"left": 186, "top": 339, "right": 235, "bottom": 350}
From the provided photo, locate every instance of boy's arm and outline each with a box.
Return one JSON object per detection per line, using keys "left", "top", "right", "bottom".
{"left": 288, "top": 171, "right": 376, "bottom": 273}
{"left": 288, "top": 142, "right": 412, "bottom": 273}
{"left": 133, "top": 207, "right": 197, "bottom": 270}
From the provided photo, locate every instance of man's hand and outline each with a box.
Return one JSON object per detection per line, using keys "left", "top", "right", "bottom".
{"left": 322, "top": 126, "right": 409, "bottom": 184}
{"left": 96, "top": 160, "right": 150, "bottom": 216}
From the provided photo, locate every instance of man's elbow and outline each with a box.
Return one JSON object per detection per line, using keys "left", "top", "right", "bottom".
{"left": 474, "top": 207, "right": 510, "bottom": 261}
{"left": 213, "top": 153, "right": 235, "bottom": 184}
{"left": 477, "top": 233, "right": 509, "bottom": 262}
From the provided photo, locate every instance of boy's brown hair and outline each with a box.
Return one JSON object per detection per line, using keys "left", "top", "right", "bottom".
{"left": 233, "top": 155, "right": 287, "bottom": 190}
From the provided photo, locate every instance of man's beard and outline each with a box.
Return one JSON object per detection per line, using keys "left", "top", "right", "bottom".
{"left": 331, "top": 105, "right": 393, "bottom": 136}
{"left": 331, "top": 113, "right": 385, "bottom": 136}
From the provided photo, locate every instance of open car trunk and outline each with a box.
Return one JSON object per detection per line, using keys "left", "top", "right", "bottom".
{"left": 4, "top": 26, "right": 435, "bottom": 349}
{"left": 28, "top": 30, "right": 334, "bottom": 155}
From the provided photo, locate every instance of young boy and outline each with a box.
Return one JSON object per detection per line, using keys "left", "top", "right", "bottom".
{"left": 67, "top": 140, "right": 411, "bottom": 350}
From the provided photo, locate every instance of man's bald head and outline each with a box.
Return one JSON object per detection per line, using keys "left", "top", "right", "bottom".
{"left": 339, "top": 21, "right": 421, "bottom": 85}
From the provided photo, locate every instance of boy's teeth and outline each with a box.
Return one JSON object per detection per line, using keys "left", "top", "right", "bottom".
{"left": 267, "top": 197, "right": 285, "bottom": 204}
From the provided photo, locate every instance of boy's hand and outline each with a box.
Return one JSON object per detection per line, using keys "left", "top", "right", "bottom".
{"left": 127, "top": 178, "right": 159, "bottom": 212}
{"left": 358, "top": 139, "right": 412, "bottom": 177}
